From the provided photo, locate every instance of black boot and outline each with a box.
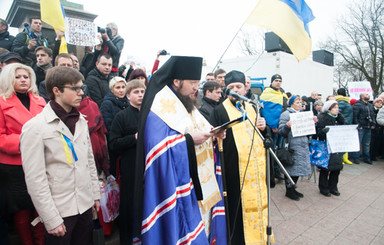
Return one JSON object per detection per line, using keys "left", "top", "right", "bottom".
{"left": 285, "top": 187, "right": 300, "bottom": 201}
{"left": 294, "top": 188, "right": 304, "bottom": 198}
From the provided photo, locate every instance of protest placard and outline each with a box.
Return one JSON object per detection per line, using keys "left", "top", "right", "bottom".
{"left": 290, "top": 111, "right": 316, "bottom": 137}
{"left": 64, "top": 17, "right": 97, "bottom": 46}
{"left": 326, "top": 125, "right": 359, "bottom": 153}
{"left": 348, "top": 81, "right": 374, "bottom": 100}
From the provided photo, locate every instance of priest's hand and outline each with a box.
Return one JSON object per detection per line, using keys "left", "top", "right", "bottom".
{"left": 189, "top": 131, "right": 214, "bottom": 145}
{"left": 256, "top": 117, "right": 266, "bottom": 131}
{"left": 214, "top": 129, "right": 226, "bottom": 140}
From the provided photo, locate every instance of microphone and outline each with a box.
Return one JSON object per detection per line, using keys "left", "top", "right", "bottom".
{"left": 224, "top": 88, "right": 256, "bottom": 105}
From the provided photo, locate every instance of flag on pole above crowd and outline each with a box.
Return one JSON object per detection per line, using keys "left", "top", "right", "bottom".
{"left": 40, "top": 0, "right": 68, "bottom": 53}
{"left": 246, "top": 0, "right": 315, "bottom": 62}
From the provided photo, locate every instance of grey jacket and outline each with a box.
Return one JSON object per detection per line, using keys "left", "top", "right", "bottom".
{"left": 278, "top": 108, "right": 311, "bottom": 176}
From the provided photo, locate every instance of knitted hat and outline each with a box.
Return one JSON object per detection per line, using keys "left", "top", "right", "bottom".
{"left": 337, "top": 88, "right": 347, "bottom": 96}
{"left": 374, "top": 98, "right": 383, "bottom": 104}
{"left": 289, "top": 95, "right": 300, "bottom": 107}
{"left": 314, "top": 100, "right": 324, "bottom": 107}
{"left": 350, "top": 98, "right": 357, "bottom": 106}
{"left": 271, "top": 74, "right": 282, "bottom": 83}
{"left": 322, "top": 100, "right": 338, "bottom": 113}
{"left": 225, "top": 70, "right": 245, "bottom": 86}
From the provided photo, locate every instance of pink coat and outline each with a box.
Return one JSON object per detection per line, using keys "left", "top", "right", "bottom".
{"left": 0, "top": 92, "right": 46, "bottom": 165}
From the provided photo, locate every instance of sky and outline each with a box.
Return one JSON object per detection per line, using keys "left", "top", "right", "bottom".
{"left": 1, "top": 0, "right": 350, "bottom": 72}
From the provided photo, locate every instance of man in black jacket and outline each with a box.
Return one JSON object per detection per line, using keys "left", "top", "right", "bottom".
{"left": 11, "top": 17, "right": 49, "bottom": 66}
{"left": 199, "top": 81, "right": 221, "bottom": 121}
{"left": 85, "top": 54, "right": 113, "bottom": 107}
{"left": 351, "top": 92, "right": 376, "bottom": 164}
{"left": 94, "top": 23, "right": 124, "bottom": 77}
{"left": 0, "top": 19, "right": 15, "bottom": 51}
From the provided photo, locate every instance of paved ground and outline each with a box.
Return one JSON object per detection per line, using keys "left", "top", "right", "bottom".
{"left": 9, "top": 161, "right": 384, "bottom": 245}
{"left": 270, "top": 160, "right": 384, "bottom": 245}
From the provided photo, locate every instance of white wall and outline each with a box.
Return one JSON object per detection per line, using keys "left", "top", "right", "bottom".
{"left": 218, "top": 51, "right": 334, "bottom": 99}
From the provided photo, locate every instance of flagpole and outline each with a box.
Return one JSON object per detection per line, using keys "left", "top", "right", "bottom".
{"left": 212, "top": 23, "right": 245, "bottom": 72}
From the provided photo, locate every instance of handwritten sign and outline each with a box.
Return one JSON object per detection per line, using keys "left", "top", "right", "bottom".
{"left": 290, "top": 111, "right": 316, "bottom": 137}
{"left": 348, "top": 81, "right": 374, "bottom": 101}
{"left": 64, "top": 17, "right": 97, "bottom": 46}
{"left": 326, "top": 125, "right": 359, "bottom": 153}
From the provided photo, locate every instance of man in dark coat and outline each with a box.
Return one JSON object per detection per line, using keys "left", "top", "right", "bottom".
{"left": 210, "top": 70, "right": 271, "bottom": 244}
{"left": 85, "top": 54, "right": 113, "bottom": 107}
{"left": 0, "top": 18, "right": 15, "bottom": 51}
{"left": 198, "top": 81, "right": 221, "bottom": 121}
{"left": 11, "top": 17, "right": 48, "bottom": 66}
{"left": 351, "top": 92, "right": 376, "bottom": 164}
{"left": 108, "top": 79, "right": 145, "bottom": 245}
{"left": 93, "top": 23, "right": 124, "bottom": 77}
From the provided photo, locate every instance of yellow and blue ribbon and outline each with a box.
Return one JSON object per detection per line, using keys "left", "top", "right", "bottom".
{"left": 60, "top": 133, "right": 78, "bottom": 164}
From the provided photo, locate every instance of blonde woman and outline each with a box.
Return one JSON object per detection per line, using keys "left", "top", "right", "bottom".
{"left": 0, "top": 63, "right": 46, "bottom": 244}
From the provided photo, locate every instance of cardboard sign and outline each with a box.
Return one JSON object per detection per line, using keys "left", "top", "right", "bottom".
{"left": 290, "top": 111, "right": 316, "bottom": 137}
{"left": 326, "top": 125, "right": 360, "bottom": 153}
{"left": 348, "top": 81, "right": 374, "bottom": 100}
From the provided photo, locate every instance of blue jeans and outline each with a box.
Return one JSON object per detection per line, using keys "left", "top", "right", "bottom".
{"left": 352, "top": 128, "right": 371, "bottom": 161}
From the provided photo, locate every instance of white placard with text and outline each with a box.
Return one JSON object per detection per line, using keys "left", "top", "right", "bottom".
{"left": 290, "top": 111, "right": 316, "bottom": 137}
{"left": 326, "top": 125, "right": 359, "bottom": 153}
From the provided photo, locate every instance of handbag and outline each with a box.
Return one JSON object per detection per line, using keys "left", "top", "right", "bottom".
{"left": 276, "top": 139, "right": 294, "bottom": 167}
{"left": 99, "top": 175, "right": 120, "bottom": 223}
{"left": 309, "top": 139, "right": 330, "bottom": 168}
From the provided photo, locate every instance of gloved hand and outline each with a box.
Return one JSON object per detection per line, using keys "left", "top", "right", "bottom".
{"left": 322, "top": 128, "right": 330, "bottom": 134}
{"left": 263, "top": 137, "right": 274, "bottom": 149}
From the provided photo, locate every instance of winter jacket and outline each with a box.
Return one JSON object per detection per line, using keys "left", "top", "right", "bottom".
{"left": 0, "top": 31, "right": 15, "bottom": 51}
{"left": 278, "top": 108, "right": 311, "bottom": 176}
{"left": 11, "top": 31, "right": 48, "bottom": 66}
{"left": 335, "top": 95, "right": 353, "bottom": 125}
{"left": 316, "top": 112, "right": 345, "bottom": 171}
{"left": 199, "top": 96, "right": 218, "bottom": 122}
{"left": 353, "top": 99, "right": 376, "bottom": 128}
{"left": 0, "top": 92, "right": 46, "bottom": 165}
{"left": 100, "top": 92, "right": 129, "bottom": 132}
{"left": 85, "top": 68, "right": 111, "bottom": 107}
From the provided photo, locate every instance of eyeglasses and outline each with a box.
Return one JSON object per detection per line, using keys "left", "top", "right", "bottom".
{"left": 60, "top": 85, "right": 86, "bottom": 93}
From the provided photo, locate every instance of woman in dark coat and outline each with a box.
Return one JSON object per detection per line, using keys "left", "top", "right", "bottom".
{"left": 316, "top": 100, "right": 345, "bottom": 197}
{"left": 279, "top": 95, "right": 316, "bottom": 201}
{"left": 100, "top": 76, "right": 129, "bottom": 132}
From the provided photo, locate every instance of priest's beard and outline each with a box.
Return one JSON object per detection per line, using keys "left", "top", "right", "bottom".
{"left": 176, "top": 91, "right": 199, "bottom": 113}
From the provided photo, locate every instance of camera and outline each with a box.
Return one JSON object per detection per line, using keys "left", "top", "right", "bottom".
{"left": 97, "top": 26, "right": 113, "bottom": 39}
{"left": 159, "top": 50, "right": 168, "bottom": 56}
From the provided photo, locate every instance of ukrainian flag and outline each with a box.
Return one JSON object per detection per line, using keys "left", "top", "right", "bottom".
{"left": 246, "top": 0, "right": 315, "bottom": 61}
{"left": 40, "top": 0, "right": 68, "bottom": 53}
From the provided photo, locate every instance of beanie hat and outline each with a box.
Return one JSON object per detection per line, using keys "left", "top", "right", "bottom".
{"left": 271, "top": 74, "right": 282, "bottom": 83}
{"left": 289, "top": 95, "right": 300, "bottom": 107}
{"left": 322, "top": 100, "right": 338, "bottom": 113}
{"left": 374, "top": 98, "right": 383, "bottom": 104}
{"left": 225, "top": 70, "right": 245, "bottom": 86}
{"left": 314, "top": 100, "right": 324, "bottom": 107}
{"left": 337, "top": 88, "right": 347, "bottom": 96}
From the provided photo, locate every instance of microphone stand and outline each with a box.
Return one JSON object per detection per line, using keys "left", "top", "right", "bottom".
{"left": 237, "top": 101, "right": 295, "bottom": 245}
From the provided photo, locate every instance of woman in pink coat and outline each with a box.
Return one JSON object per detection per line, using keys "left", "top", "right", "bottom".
{"left": 0, "top": 63, "right": 46, "bottom": 245}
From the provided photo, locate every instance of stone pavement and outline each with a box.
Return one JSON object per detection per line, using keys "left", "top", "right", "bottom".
{"left": 8, "top": 161, "right": 384, "bottom": 245}
{"left": 270, "top": 160, "right": 384, "bottom": 245}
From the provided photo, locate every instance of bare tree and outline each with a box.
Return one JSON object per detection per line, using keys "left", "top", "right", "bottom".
{"left": 322, "top": 0, "right": 384, "bottom": 96}
{"left": 237, "top": 29, "right": 265, "bottom": 56}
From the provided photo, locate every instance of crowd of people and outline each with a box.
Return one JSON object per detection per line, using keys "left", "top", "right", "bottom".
{"left": 1, "top": 16, "right": 384, "bottom": 245}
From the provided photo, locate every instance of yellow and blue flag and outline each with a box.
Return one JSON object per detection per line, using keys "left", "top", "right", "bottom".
{"left": 246, "top": 0, "right": 315, "bottom": 61}
{"left": 40, "top": 0, "right": 68, "bottom": 53}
